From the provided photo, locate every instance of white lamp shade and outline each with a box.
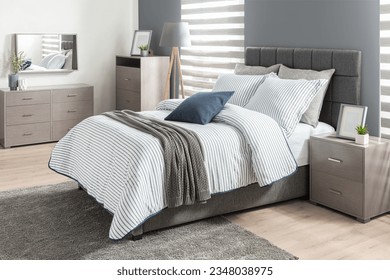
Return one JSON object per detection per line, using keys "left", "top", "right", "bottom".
{"left": 159, "top": 22, "right": 191, "bottom": 48}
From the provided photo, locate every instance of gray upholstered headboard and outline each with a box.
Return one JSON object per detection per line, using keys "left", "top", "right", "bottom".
{"left": 245, "top": 47, "right": 362, "bottom": 128}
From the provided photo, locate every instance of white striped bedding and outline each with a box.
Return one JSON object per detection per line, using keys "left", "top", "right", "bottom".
{"left": 49, "top": 100, "right": 297, "bottom": 240}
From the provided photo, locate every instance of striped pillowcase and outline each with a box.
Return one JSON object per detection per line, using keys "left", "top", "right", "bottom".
{"left": 213, "top": 74, "right": 272, "bottom": 107}
{"left": 245, "top": 77, "right": 327, "bottom": 138}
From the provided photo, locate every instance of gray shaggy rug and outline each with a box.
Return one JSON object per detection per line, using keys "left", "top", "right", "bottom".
{"left": 0, "top": 182, "right": 297, "bottom": 260}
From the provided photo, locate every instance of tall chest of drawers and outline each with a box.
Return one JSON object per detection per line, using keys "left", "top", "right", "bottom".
{"left": 0, "top": 84, "right": 93, "bottom": 148}
{"left": 116, "top": 56, "right": 169, "bottom": 111}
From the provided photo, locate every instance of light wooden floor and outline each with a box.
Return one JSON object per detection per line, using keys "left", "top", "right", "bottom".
{"left": 0, "top": 143, "right": 70, "bottom": 191}
{"left": 1, "top": 143, "right": 389, "bottom": 259}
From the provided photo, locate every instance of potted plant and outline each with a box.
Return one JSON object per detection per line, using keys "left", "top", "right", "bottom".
{"left": 138, "top": 44, "right": 149, "bottom": 57}
{"left": 355, "top": 125, "right": 369, "bottom": 145}
{"left": 9, "top": 51, "right": 25, "bottom": 90}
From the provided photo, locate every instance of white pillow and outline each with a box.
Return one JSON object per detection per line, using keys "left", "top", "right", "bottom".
{"left": 46, "top": 54, "right": 66, "bottom": 69}
{"left": 212, "top": 74, "right": 273, "bottom": 107}
{"left": 63, "top": 49, "right": 73, "bottom": 69}
{"left": 245, "top": 76, "right": 327, "bottom": 138}
{"left": 40, "top": 53, "right": 58, "bottom": 68}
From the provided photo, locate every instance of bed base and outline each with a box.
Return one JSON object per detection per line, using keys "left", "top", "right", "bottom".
{"left": 130, "top": 165, "right": 309, "bottom": 240}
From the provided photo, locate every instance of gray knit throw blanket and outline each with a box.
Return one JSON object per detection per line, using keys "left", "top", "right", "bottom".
{"left": 102, "top": 110, "right": 211, "bottom": 208}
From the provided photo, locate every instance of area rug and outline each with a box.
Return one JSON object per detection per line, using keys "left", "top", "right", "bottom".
{"left": 0, "top": 182, "right": 297, "bottom": 260}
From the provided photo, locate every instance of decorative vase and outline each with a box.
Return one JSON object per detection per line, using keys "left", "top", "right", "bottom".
{"left": 8, "top": 74, "right": 19, "bottom": 91}
{"left": 141, "top": 50, "right": 148, "bottom": 57}
{"left": 355, "top": 134, "right": 369, "bottom": 145}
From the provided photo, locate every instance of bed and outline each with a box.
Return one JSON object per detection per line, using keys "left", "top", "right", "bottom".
{"left": 49, "top": 47, "right": 361, "bottom": 240}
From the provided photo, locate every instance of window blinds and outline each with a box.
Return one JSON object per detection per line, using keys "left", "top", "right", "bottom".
{"left": 41, "top": 34, "right": 61, "bottom": 58}
{"left": 381, "top": 1, "right": 390, "bottom": 138}
{"left": 181, "top": 0, "right": 245, "bottom": 95}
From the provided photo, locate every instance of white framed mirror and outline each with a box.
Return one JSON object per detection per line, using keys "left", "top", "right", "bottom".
{"left": 15, "top": 33, "right": 78, "bottom": 73}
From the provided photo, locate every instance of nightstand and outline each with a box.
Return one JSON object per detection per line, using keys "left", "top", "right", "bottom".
{"left": 310, "top": 134, "right": 390, "bottom": 223}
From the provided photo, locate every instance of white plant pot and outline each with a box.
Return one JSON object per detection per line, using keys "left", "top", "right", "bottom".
{"left": 355, "top": 134, "right": 369, "bottom": 145}
{"left": 141, "top": 50, "right": 148, "bottom": 57}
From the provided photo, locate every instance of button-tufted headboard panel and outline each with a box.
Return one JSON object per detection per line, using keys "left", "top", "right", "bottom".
{"left": 245, "top": 47, "right": 362, "bottom": 128}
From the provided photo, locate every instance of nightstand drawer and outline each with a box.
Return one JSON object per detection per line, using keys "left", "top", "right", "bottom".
{"left": 6, "top": 90, "right": 51, "bottom": 106}
{"left": 311, "top": 170, "right": 363, "bottom": 217}
{"left": 116, "top": 89, "right": 141, "bottom": 111}
{"left": 6, "top": 104, "right": 51, "bottom": 125}
{"left": 116, "top": 66, "right": 140, "bottom": 91}
{"left": 53, "top": 87, "right": 93, "bottom": 103}
{"left": 52, "top": 101, "right": 93, "bottom": 121}
{"left": 6, "top": 122, "right": 51, "bottom": 146}
{"left": 311, "top": 139, "right": 363, "bottom": 182}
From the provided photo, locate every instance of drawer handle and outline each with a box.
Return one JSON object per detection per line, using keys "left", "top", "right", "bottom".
{"left": 327, "top": 157, "right": 342, "bottom": 164}
{"left": 328, "top": 188, "right": 342, "bottom": 196}
{"left": 67, "top": 94, "right": 77, "bottom": 97}
{"left": 22, "top": 114, "right": 33, "bottom": 117}
{"left": 22, "top": 98, "right": 33, "bottom": 100}
{"left": 67, "top": 110, "right": 77, "bottom": 113}
{"left": 22, "top": 133, "right": 32, "bottom": 136}
{"left": 124, "top": 78, "right": 131, "bottom": 81}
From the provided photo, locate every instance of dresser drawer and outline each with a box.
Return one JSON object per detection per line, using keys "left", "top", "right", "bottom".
{"left": 116, "top": 89, "right": 141, "bottom": 111}
{"left": 6, "top": 122, "right": 51, "bottom": 146}
{"left": 52, "top": 87, "right": 93, "bottom": 103}
{"left": 311, "top": 170, "right": 363, "bottom": 217}
{"left": 311, "top": 139, "right": 363, "bottom": 182}
{"left": 52, "top": 101, "right": 93, "bottom": 121}
{"left": 52, "top": 119, "right": 84, "bottom": 140}
{"left": 6, "top": 90, "right": 51, "bottom": 106}
{"left": 116, "top": 66, "right": 140, "bottom": 91}
{"left": 6, "top": 104, "right": 51, "bottom": 125}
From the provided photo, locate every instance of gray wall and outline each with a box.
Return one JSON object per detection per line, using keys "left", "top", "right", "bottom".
{"left": 139, "top": 0, "right": 181, "bottom": 98}
{"left": 139, "top": 0, "right": 380, "bottom": 135}
{"left": 245, "top": 0, "right": 380, "bottom": 135}
{"left": 139, "top": 0, "right": 181, "bottom": 56}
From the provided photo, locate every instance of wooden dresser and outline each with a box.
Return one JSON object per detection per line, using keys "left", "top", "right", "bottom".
{"left": 116, "top": 56, "right": 169, "bottom": 111}
{"left": 0, "top": 84, "right": 93, "bottom": 148}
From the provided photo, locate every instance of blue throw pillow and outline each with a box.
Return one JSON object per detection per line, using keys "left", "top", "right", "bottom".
{"left": 165, "top": 91, "right": 234, "bottom": 124}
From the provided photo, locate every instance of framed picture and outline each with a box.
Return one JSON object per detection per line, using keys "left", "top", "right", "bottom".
{"left": 336, "top": 104, "right": 368, "bottom": 140}
{"left": 130, "top": 30, "right": 152, "bottom": 56}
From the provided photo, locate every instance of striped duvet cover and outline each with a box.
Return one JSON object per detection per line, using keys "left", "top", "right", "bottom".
{"left": 49, "top": 99, "right": 297, "bottom": 240}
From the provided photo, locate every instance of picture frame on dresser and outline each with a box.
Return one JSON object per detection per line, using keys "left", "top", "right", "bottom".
{"left": 336, "top": 104, "right": 367, "bottom": 140}
{"left": 130, "top": 30, "right": 152, "bottom": 56}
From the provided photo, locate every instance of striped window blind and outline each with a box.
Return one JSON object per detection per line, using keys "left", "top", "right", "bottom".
{"left": 181, "top": 0, "right": 245, "bottom": 95}
{"left": 41, "top": 34, "right": 61, "bottom": 58}
{"left": 381, "top": 1, "right": 390, "bottom": 138}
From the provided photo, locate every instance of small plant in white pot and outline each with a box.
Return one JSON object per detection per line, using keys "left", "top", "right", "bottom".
{"left": 355, "top": 125, "right": 369, "bottom": 145}
{"left": 138, "top": 44, "right": 149, "bottom": 57}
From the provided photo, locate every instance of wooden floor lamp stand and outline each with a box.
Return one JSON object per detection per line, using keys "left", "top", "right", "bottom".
{"left": 163, "top": 47, "right": 185, "bottom": 100}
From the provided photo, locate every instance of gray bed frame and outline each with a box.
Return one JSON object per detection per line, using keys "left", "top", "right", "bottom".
{"left": 128, "top": 47, "right": 362, "bottom": 240}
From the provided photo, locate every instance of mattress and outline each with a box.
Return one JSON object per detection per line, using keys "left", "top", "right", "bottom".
{"left": 287, "top": 122, "right": 335, "bottom": 166}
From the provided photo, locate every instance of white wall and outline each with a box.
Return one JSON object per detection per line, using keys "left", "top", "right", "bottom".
{"left": 0, "top": 0, "right": 138, "bottom": 114}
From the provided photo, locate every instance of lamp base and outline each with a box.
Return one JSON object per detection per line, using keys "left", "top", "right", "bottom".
{"left": 163, "top": 47, "right": 185, "bottom": 100}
